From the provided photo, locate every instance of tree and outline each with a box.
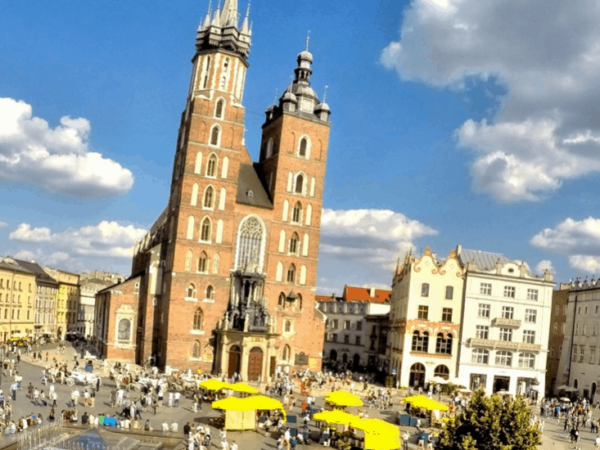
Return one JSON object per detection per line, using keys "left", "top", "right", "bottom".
{"left": 437, "top": 390, "right": 541, "bottom": 450}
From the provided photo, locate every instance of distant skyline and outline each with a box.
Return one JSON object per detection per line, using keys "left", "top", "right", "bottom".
{"left": 2, "top": 0, "right": 600, "bottom": 293}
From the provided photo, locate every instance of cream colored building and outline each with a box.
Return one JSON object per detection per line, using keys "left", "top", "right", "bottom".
{"left": 456, "top": 248, "right": 553, "bottom": 397}
{"left": 387, "top": 247, "right": 465, "bottom": 388}
{"left": 0, "top": 257, "right": 37, "bottom": 342}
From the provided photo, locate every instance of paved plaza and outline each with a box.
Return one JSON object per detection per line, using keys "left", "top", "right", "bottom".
{"left": 0, "top": 342, "right": 594, "bottom": 450}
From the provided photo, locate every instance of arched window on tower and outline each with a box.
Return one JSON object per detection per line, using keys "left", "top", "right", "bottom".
{"left": 207, "top": 154, "right": 218, "bottom": 177}
{"left": 193, "top": 308, "right": 204, "bottom": 330}
{"left": 186, "top": 284, "right": 196, "bottom": 299}
{"left": 210, "top": 127, "right": 220, "bottom": 146}
{"left": 203, "top": 186, "right": 214, "bottom": 209}
{"left": 192, "top": 341, "right": 201, "bottom": 358}
{"left": 206, "top": 285, "right": 215, "bottom": 301}
{"left": 278, "top": 292, "right": 286, "bottom": 307}
{"left": 266, "top": 138, "right": 274, "bottom": 159}
{"left": 287, "top": 264, "right": 296, "bottom": 284}
{"left": 292, "top": 202, "right": 302, "bottom": 224}
{"left": 283, "top": 344, "right": 291, "bottom": 361}
{"left": 215, "top": 99, "right": 225, "bottom": 119}
{"left": 289, "top": 233, "right": 299, "bottom": 255}
{"left": 198, "top": 251, "right": 208, "bottom": 273}
{"left": 298, "top": 294, "right": 303, "bottom": 310}
{"left": 202, "top": 56, "right": 211, "bottom": 89}
{"left": 295, "top": 174, "right": 305, "bottom": 194}
{"left": 299, "top": 137, "right": 309, "bottom": 158}
{"left": 200, "top": 217, "right": 211, "bottom": 242}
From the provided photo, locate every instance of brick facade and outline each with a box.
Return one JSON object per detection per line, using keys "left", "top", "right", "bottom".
{"left": 95, "top": 3, "right": 330, "bottom": 379}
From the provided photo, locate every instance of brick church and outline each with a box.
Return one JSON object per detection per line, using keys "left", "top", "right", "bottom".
{"left": 94, "top": 0, "right": 331, "bottom": 380}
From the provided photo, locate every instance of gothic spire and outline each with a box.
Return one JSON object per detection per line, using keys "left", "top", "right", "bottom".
{"left": 241, "top": 2, "right": 250, "bottom": 34}
{"left": 221, "top": 0, "right": 238, "bottom": 27}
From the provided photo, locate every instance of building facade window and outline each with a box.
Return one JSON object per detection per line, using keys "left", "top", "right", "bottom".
{"left": 203, "top": 186, "right": 214, "bottom": 208}
{"left": 445, "top": 286, "right": 454, "bottom": 300}
{"left": 287, "top": 264, "right": 296, "bottom": 283}
{"left": 411, "top": 331, "right": 429, "bottom": 352}
{"left": 206, "top": 154, "right": 218, "bottom": 176}
{"left": 193, "top": 308, "right": 204, "bottom": 330}
{"left": 198, "top": 252, "right": 208, "bottom": 273}
{"left": 524, "top": 309, "right": 537, "bottom": 323}
{"left": 292, "top": 202, "right": 302, "bottom": 223}
{"left": 200, "top": 218, "right": 211, "bottom": 242}
{"left": 442, "top": 308, "right": 453, "bottom": 322}
{"left": 591, "top": 347, "right": 596, "bottom": 364}
{"left": 518, "top": 353, "right": 535, "bottom": 369}
{"left": 421, "top": 283, "right": 429, "bottom": 297}
{"left": 527, "top": 289, "right": 539, "bottom": 301}
{"left": 495, "top": 351, "right": 512, "bottom": 366}
{"left": 418, "top": 305, "right": 429, "bottom": 320}
{"left": 499, "top": 328, "right": 513, "bottom": 342}
{"left": 475, "top": 325, "right": 489, "bottom": 340}
{"left": 435, "top": 333, "right": 452, "bottom": 354}
{"left": 478, "top": 303, "right": 491, "bottom": 318}
{"left": 501, "top": 306, "right": 514, "bottom": 319}
{"left": 503, "top": 286, "right": 515, "bottom": 298}
{"left": 523, "top": 330, "right": 535, "bottom": 344}
{"left": 186, "top": 284, "right": 196, "bottom": 298}
{"left": 480, "top": 283, "right": 492, "bottom": 295}
{"left": 472, "top": 349, "right": 489, "bottom": 364}
{"left": 206, "top": 285, "right": 214, "bottom": 301}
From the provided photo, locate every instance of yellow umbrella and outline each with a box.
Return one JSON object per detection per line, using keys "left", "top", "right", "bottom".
{"left": 229, "top": 382, "right": 259, "bottom": 394}
{"left": 313, "top": 410, "right": 361, "bottom": 426}
{"left": 243, "top": 395, "right": 287, "bottom": 420}
{"left": 325, "top": 391, "right": 364, "bottom": 407}
{"left": 353, "top": 418, "right": 398, "bottom": 434}
{"left": 199, "top": 379, "right": 230, "bottom": 391}
{"left": 354, "top": 418, "right": 401, "bottom": 450}
{"left": 212, "top": 397, "right": 250, "bottom": 411}
{"left": 403, "top": 395, "right": 448, "bottom": 411}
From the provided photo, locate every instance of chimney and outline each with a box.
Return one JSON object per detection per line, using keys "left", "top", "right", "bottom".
{"left": 369, "top": 287, "right": 375, "bottom": 297}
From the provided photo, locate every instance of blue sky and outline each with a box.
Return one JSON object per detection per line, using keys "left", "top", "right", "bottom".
{"left": 2, "top": 0, "right": 600, "bottom": 292}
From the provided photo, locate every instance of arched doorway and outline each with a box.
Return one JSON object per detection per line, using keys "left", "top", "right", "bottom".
{"left": 574, "top": 379, "right": 579, "bottom": 390}
{"left": 330, "top": 349, "right": 337, "bottom": 361}
{"left": 247, "top": 347, "right": 263, "bottom": 381}
{"left": 342, "top": 353, "right": 348, "bottom": 364}
{"left": 228, "top": 345, "right": 241, "bottom": 378}
{"left": 434, "top": 365, "right": 450, "bottom": 380}
{"left": 409, "top": 363, "right": 426, "bottom": 388}
{"left": 592, "top": 383, "right": 597, "bottom": 404}
{"left": 353, "top": 354, "right": 360, "bottom": 369}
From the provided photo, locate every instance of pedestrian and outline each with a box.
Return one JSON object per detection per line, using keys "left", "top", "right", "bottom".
{"left": 174, "top": 391, "right": 181, "bottom": 408}
{"left": 90, "top": 390, "right": 95, "bottom": 408}
{"left": 83, "top": 389, "right": 89, "bottom": 407}
{"left": 10, "top": 382, "right": 18, "bottom": 401}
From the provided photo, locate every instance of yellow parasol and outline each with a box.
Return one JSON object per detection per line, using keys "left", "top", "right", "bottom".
{"left": 403, "top": 395, "right": 449, "bottom": 411}
{"left": 243, "top": 395, "right": 287, "bottom": 420}
{"left": 212, "top": 397, "right": 250, "bottom": 410}
{"left": 354, "top": 418, "right": 401, "bottom": 450}
{"left": 325, "top": 391, "right": 364, "bottom": 407}
{"left": 313, "top": 410, "right": 361, "bottom": 426}
{"left": 229, "top": 382, "right": 259, "bottom": 394}
{"left": 199, "top": 379, "right": 231, "bottom": 391}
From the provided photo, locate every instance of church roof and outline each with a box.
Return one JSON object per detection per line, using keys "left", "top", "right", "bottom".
{"left": 236, "top": 163, "right": 273, "bottom": 209}
{"left": 343, "top": 285, "right": 391, "bottom": 303}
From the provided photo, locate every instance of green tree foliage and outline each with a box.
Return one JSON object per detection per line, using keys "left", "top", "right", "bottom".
{"left": 437, "top": 390, "right": 540, "bottom": 450}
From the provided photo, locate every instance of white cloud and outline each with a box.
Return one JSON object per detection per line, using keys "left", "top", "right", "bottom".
{"left": 531, "top": 217, "right": 600, "bottom": 274}
{"left": 534, "top": 260, "right": 554, "bottom": 276}
{"left": 0, "top": 98, "right": 134, "bottom": 196}
{"left": 382, "top": 0, "right": 600, "bottom": 201}
{"left": 0, "top": 221, "right": 7, "bottom": 228}
{"left": 9, "top": 221, "right": 147, "bottom": 267}
{"left": 10, "top": 224, "right": 52, "bottom": 242}
{"left": 317, "top": 209, "right": 437, "bottom": 289}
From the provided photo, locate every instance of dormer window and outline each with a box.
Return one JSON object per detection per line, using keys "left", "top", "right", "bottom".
{"left": 247, "top": 190, "right": 254, "bottom": 198}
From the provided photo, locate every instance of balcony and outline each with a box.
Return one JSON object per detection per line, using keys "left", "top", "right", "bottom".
{"left": 469, "top": 338, "right": 541, "bottom": 352}
{"left": 492, "top": 317, "right": 522, "bottom": 327}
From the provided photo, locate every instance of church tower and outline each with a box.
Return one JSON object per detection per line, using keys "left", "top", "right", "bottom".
{"left": 123, "top": 1, "right": 331, "bottom": 378}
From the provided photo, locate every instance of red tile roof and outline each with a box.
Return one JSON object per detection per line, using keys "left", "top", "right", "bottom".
{"left": 316, "top": 295, "right": 334, "bottom": 302}
{"left": 343, "top": 285, "right": 391, "bottom": 303}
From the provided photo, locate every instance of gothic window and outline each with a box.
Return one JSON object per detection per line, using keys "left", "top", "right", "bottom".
{"left": 298, "top": 137, "right": 309, "bottom": 158}
{"left": 298, "top": 294, "right": 303, "bottom": 310}
{"left": 185, "top": 250, "right": 193, "bottom": 272}
{"left": 202, "top": 56, "right": 211, "bottom": 89}
{"left": 215, "top": 99, "right": 225, "bottom": 119}
{"left": 289, "top": 232, "right": 299, "bottom": 255}
{"left": 200, "top": 217, "right": 211, "bottom": 242}
{"left": 278, "top": 293, "right": 286, "bottom": 307}
{"left": 186, "top": 284, "right": 196, "bottom": 298}
{"left": 193, "top": 308, "right": 203, "bottom": 330}
{"left": 192, "top": 341, "right": 201, "bottom": 358}
{"left": 295, "top": 174, "right": 305, "bottom": 194}
{"left": 210, "top": 127, "right": 220, "bottom": 147}
{"left": 207, "top": 154, "right": 218, "bottom": 176}
{"left": 236, "top": 216, "right": 265, "bottom": 271}
{"left": 203, "top": 186, "right": 214, "bottom": 208}
{"left": 285, "top": 321, "right": 292, "bottom": 333}
{"left": 266, "top": 138, "right": 274, "bottom": 158}
{"left": 287, "top": 264, "right": 296, "bottom": 284}
{"left": 198, "top": 252, "right": 208, "bottom": 273}
{"left": 206, "top": 285, "right": 215, "bottom": 300}
{"left": 118, "top": 319, "right": 131, "bottom": 341}
{"left": 283, "top": 344, "right": 291, "bottom": 361}
{"left": 212, "top": 253, "right": 220, "bottom": 274}
{"left": 292, "top": 202, "right": 302, "bottom": 223}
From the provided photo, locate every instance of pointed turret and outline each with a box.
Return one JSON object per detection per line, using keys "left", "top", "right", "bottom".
{"left": 200, "top": 2, "right": 212, "bottom": 30}
{"left": 240, "top": 2, "right": 250, "bottom": 34}
{"left": 212, "top": 8, "right": 222, "bottom": 27}
{"left": 221, "top": 0, "right": 239, "bottom": 27}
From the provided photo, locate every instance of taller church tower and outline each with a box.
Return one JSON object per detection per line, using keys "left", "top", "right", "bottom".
{"left": 126, "top": 1, "right": 332, "bottom": 378}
